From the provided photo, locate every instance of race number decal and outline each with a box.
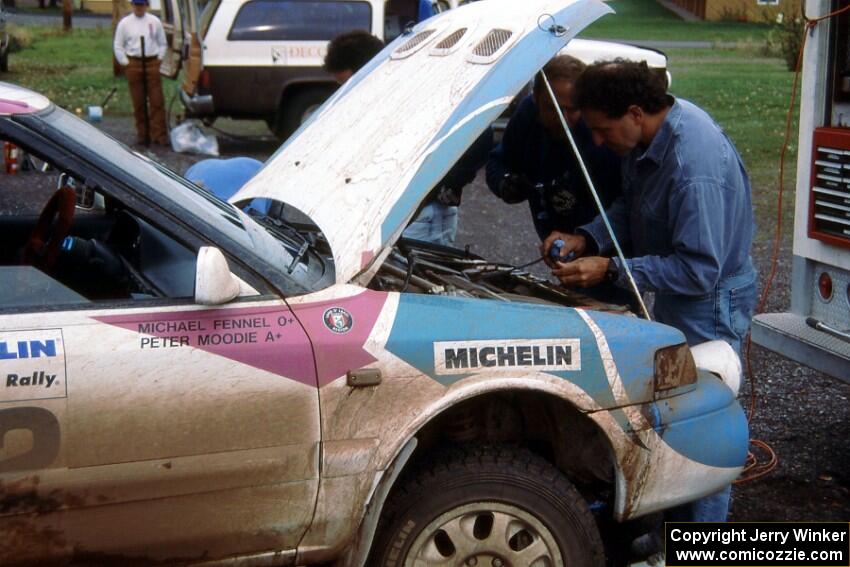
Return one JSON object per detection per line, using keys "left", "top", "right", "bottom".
{"left": 0, "top": 329, "right": 67, "bottom": 403}
{"left": 0, "top": 407, "right": 60, "bottom": 473}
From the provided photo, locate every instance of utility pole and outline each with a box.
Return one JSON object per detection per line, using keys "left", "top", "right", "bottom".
{"left": 62, "top": 0, "right": 73, "bottom": 31}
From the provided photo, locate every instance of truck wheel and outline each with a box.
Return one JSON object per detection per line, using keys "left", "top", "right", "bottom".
{"left": 271, "top": 86, "right": 336, "bottom": 141}
{"left": 369, "top": 444, "right": 605, "bottom": 567}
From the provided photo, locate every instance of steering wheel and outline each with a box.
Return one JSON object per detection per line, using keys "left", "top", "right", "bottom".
{"left": 23, "top": 186, "right": 77, "bottom": 272}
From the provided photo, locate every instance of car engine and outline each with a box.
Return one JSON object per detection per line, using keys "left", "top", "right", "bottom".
{"left": 369, "top": 238, "right": 632, "bottom": 314}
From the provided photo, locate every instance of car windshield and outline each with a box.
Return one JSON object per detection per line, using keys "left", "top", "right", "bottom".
{"left": 15, "top": 106, "right": 331, "bottom": 293}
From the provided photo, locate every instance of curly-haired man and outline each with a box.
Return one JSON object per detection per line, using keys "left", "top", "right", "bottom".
{"left": 543, "top": 60, "right": 757, "bottom": 522}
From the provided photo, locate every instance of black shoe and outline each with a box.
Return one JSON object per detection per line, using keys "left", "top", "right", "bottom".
{"left": 631, "top": 531, "right": 664, "bottom": 560}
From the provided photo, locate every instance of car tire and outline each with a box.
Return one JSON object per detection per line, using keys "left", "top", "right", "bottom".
{"left": 271, "top": 86, "right": 336, "bottom": 141}
{"left": 368, "top": 444, "right": 605, "bottom": 567}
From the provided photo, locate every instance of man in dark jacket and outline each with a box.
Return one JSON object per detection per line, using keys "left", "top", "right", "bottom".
{"left": 486, "top": 55, "right": 622, "bottom": 242}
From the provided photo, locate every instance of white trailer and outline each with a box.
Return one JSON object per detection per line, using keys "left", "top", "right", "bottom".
{"left": 751, "top": 0, "right": 850, "bottom": 381}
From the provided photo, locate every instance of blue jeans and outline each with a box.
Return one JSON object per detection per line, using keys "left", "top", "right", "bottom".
{"left": 653, "top": 260, "right": 757, "bottom": 359}
{"left": 666, "top": 485, "right": 732, "bottom": 523}
{"left": 403, "top": 202, "right": 459, "bottom": 246}
{"left": 654, "top": 260, "right": 757, "bottom": 522}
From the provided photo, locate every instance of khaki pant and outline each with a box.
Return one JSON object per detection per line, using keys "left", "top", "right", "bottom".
{"left": 125, "top": 57, "right": 168, "bottom": 145}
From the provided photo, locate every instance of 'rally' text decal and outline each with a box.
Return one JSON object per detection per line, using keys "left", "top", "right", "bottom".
{"left": 1, "top": 329, "right": 67, "bottom": 402}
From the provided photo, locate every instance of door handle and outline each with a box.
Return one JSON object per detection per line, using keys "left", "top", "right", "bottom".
{"left": 347, "top": 368, "right": 382, "bottom": 387}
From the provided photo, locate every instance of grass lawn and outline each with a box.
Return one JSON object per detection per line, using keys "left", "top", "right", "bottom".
{"left": 7, "top": 25, "right": 180, "bottom": 118}
{"left": 664, "top": 47, "right": 798, "bottom": 241}
{"left": 583, "top": 0, "right": 771, "bottom": 44}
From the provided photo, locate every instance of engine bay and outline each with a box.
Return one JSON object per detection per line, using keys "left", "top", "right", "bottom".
{"left": 370, "top": 238, "right": 632, "bottom": 314}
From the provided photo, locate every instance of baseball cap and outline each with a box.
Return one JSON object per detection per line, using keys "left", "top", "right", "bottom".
{"left": 130, "top": 0, "right": 148, "bottom": 6}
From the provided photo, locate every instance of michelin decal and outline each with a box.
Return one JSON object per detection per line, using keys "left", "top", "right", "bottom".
{"left": 434, "top": 338, "right": 581, "bottom": 375}
{"left": 1, "top": 329, "right": 67, "bottom": 402}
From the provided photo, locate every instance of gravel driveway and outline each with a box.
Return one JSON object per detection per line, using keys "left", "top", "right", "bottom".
{"left": 83, "top": 115, "right": 850, "bottom": 521}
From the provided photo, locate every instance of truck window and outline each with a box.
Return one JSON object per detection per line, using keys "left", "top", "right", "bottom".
{"left": 228, "top": 0, "right": 372, "bottom": 41}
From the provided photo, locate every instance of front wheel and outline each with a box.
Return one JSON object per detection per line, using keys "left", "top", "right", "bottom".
{"left": 270, "top": 86, "right": 336, "bottom": 141}
{"left": 369, "top": 445, "right": 605, "bottom": 567}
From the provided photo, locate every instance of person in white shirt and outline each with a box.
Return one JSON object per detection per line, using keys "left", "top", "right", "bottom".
{"left": 113, "top": 0, "right": 169, "bottom": 146}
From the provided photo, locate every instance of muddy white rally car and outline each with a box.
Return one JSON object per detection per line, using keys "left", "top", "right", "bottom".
{"left": 1, "top": 0, "right": 747, "bottom": 565}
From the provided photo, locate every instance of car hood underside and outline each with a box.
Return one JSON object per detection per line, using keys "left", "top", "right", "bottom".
{"left": 232, "top": 0, "right": 612, "bottom": 284}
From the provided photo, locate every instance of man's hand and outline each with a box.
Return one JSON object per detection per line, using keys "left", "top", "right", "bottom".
{"left": 496, "top": 173, "right": 533, "bottom": 204}
{"left": 552, "top": 256, "right": 609, "bottom": 287}
{"left": 541, "top": 231, "right": 586, "bottom": 267}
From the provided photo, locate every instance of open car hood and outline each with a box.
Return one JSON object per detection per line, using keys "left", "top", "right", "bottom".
{"left": 233, "top": 0, "right": 612, "bottom": 284}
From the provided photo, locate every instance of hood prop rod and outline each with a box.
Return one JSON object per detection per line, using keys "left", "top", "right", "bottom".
{"left": 539, "top": 70, "right": 651, "bottom": 320}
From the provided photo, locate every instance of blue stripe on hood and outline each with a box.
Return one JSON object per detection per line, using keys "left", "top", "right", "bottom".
{"left": 386, "top": 294, "right": 615, "bottom": 403}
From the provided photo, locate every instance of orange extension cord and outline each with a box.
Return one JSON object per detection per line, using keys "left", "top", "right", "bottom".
{"left": 735, "top": 2, "right": 850, "bottom": 484}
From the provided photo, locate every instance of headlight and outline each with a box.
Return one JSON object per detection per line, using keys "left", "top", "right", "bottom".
{"left": 654, "top": 343, "right": 697, "bottom": 391}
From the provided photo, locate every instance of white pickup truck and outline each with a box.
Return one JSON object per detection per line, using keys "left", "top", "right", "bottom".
{"left": 165, "top": 0, "right": 669, "bottom": 139}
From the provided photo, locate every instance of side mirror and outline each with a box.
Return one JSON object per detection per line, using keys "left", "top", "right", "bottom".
{"left": 195, "top": 247, "right": 240, "bottom": 305}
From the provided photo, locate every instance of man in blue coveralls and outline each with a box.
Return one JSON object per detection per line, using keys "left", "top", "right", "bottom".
{"left": 544, "top": 60, "right": 757, "bottom": 522}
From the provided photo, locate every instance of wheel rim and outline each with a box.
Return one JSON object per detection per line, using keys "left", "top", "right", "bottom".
{"left": 405, "top": 501, "right": 564, "bottom": 567}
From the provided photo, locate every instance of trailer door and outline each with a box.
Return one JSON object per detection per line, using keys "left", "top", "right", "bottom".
{"left": 160, "top": 0, "right": 188, "bottom": 78}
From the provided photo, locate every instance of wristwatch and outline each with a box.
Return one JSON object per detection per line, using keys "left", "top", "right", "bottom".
{"left": 605, "top": 258, "right": 619, "bottom": 283}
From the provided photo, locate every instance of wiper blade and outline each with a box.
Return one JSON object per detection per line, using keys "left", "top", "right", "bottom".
{"left": 251, "top": 212, "right": 322, "bottom": 272}
{"left": 287, "top": 241, "right": 309, "bottom": 274}
{"left": 254, "top": 213, "right": 310, "bottom": 245}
